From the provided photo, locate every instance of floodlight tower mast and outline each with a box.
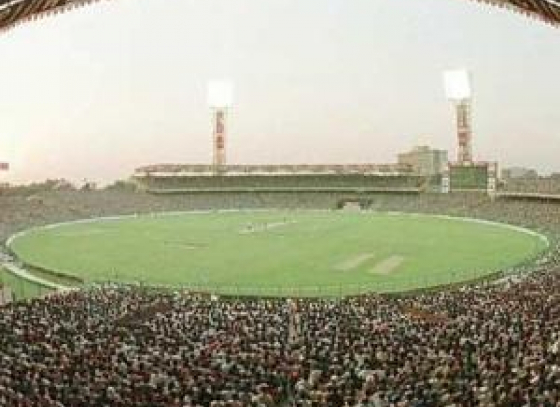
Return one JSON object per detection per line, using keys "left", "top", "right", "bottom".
{"left": 207, "top": 81, "right": 233, "bottom": 172}
{"left": 212, "top": 108, "right": 227, "bottom": 168}
{"left": 454, "top": 101, "right": 472, "bottom": 164}
{"left": 444, "top": 70, "right": 473, "bottom": 164}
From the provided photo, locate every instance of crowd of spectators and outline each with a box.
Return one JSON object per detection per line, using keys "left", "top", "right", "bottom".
{"left": 0, "top": 189, "right": 349, "bottom": 242}
{"left": 1, "top": 189, "right": 560, "bottom": 406}
{"left": 0, "top": 289, "right": 294, "bottom": 407}
{"left": 2, "top": 188, "right": 560, "bottom": 241}
{"left": 292, "top": 269, "right": 560, "bottom": 407}
{"left": 501, "top": 177, "right": 560, "bottom": 196}
{"left": 0, "top": 267, "right": 559, "bottom": 407}
{"left": 136, "top": 174, "right": 423, "bottom": 193}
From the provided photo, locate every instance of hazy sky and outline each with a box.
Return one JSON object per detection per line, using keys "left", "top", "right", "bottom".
{"left": 0, "top": 0, "right": 559, "bottom": 184}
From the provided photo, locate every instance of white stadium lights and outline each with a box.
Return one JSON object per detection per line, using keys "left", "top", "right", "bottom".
{"left": 443, "top": 69, "right": 472, "bottom": 101}
{"left": 207, "top": 80, "right": 234, "bottom": 108}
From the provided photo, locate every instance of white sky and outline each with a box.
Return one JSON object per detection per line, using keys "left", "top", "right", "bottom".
{"left": 0, "top": 0, "right": 559, "bottom": 183}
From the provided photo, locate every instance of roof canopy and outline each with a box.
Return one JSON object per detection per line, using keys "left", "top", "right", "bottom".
{"left": 1, "top": 0, "right": 559, "bottom": 33}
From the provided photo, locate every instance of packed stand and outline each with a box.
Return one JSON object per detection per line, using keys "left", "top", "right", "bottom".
{"left": 0, "top": 288, "right": 295, "bottom": 407}
{"left": 1, "top": 190, "right": 560, "bottom": 406}
{"left": 0, "top": 266, "right": 559, "bottom": 407}
{"left": 501, "top": 177, "right": 560, "bottom": 195}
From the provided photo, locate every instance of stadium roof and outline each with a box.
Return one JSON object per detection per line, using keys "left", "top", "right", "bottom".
{"left": 134, "top": 163, "right": 414, "bottom": 176}
{"left": 0, "top": 0, "right": 559, "bottom": 33}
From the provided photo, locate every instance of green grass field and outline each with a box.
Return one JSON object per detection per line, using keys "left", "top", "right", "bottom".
{"left": 7, "top": 211, "right": 548, "bottom": 296}
{"left": 0, "top": 266, "right": 54, "bottom": 300}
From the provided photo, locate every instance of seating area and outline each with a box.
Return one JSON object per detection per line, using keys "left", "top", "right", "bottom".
{"left": 1, "top": 190, "right": 560, "bottom": 406}
{"left": 0, "top": 269, "right": 559, "bottom": 406}
{"left": 2, "top": 189, "right": 560, "bottom": 242}
{"left": 135, "top": 174, "right": 424, "bottom": 193}
{"left": 501, "top": 177, "right": 560, "bottom": 196}
{"left": 1, "top": 0, "right": 559, "bottom": 404}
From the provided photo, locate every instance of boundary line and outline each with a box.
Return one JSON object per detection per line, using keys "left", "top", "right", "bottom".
{"left": 3, "top": 209, "right": 551, "bottom": 293}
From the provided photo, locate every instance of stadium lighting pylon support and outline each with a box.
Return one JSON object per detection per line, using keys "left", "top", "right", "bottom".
{"left": 443, "top": 69, "right": 473, "bottom": 164}
{"left": 207, "top": 81, "right": 233, "bottom": 172}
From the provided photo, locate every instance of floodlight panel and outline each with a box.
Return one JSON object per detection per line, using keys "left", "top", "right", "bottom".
{"left": 443, "top": 70, "right": 471, "bottom": 100}
{"left": 207, "top": 81, "right": 233, "bottom": 108}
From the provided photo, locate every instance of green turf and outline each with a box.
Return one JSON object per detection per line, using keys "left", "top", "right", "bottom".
{"left": 0, "top": 266, "right": 54, "bottom": 300}
{"left": 7, "top": 211, "right": 548, "bottom": 296}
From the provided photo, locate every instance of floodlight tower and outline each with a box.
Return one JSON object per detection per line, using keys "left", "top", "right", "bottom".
{"left": 207, "top": 81, "right": 233, "bottom": 172}
{"left": 444, "top": 70, "right": 473, "bottom": 164}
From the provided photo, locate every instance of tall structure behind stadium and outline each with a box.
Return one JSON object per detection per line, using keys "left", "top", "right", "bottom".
{"left": 398, "top": 146, "right": 448, "bottom": 177}
{"left": 207, "top": 81, "right": 233, "bottom": 172}
{"left": 440, "top": 70, "right": 499, "bottom": 195}
{"left": 2, "top": 0, "right": 551, "bottom": 197}
{"left": 444, "top": 69, "right": 473, "bottom": 165}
